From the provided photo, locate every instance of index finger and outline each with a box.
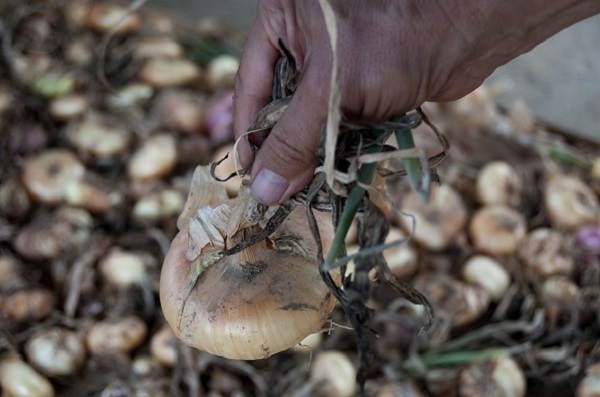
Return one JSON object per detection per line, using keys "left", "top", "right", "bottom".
{"left": 233, "top": 19, "right": 280, "bottom": 166}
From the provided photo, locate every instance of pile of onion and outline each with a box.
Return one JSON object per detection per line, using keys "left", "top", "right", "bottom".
{"left": 160, "top": 166, "right": 335, "bottom": 359}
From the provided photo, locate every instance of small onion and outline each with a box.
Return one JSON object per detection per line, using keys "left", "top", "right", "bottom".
{"left": 25, "top": 328, "right": 86, "bottom": 377}
{"left": 469, "top": 205, "right": 527, "bottom": 256}
{"left": 86, "top": 316, "right": 147, "bottom": 356}
{"left": 86, "top": 3, "right": 141, "bottom": 35}
{"left": 63, "top": 39, "right": 94, "bottom": 67}
{"left": 132, "top": 355, "right": 164, "bottom": 378}
{"left": 204, "top": 91, "right": 234, "bottom": 143}
{"left": 576, "top": 363, "right": 600, "bottom": 397}
{"left": 575, "top": 226, "right": 600, "bottom": 257}
{"left": 99, "top": 248, "right": 155, "bottom": 288}
{"left": 133, "top": 189, "right": 185, "bottom": 223}
{"left": 291, "top": 332, "right": 323, "bottom": 353}
{"left": 442, "top": 86, "right": 500, "bottom": 130}
{"left": 541, "top": 275, "right": 580, "bottom": 327}
{"left": 1, "top": 288, "right": 54, "bottom": 324}
{"left": 517, "top": 228, "right": 573, "bottom": 279}
{"left": 0, "top": 355, "right": 55, "bottom": 397}
{"left": 128, "top": 134, "right": 178, "bottom": 182}
{"left": 153, "top": 90, "right": 205, "bottom": 134}
{"left": 64, "top": 174, "right": 123, "bottom": 214}
{"left": 415, "top": 274, "right": 490, "bottom": 329}
{"left": 21, "top": 149, "right": 85, "bottom": 205}
{"left": 67, "top": 114, "right": 131, "bottom": 160}
{"left": 0, "top": 256, "right": 24, "bottom": 292}
{"left": 461, "top": 255, "right": 511, "bottom": 301}
{"left": 150, "top": 325, "right": 178, "bottom": 367}
{"left": 140, "top": 59, "right": 201, "bottom": 88}
{"left": 206, "top": 55, "right": 239, "bottom": 89}
{"left": 399, "top": 184, "right": 468, "bottom": 251}
{"left": 107, "top": 84, "right": 154, "bottom": 109}
{"left": 309, "top": 351, "right": 357, "bottom": 397}
{"left": 134, "top": 37, "right": 183, "bottom": 59}
{"left": 48, "top": 94, "right": 89, "bottom": 122}
{"left": 383, "top": 227, "right": 419, "bottom": 280}
{"left": 459, "top": 355, "right": 526, "bottom": 397}
{"left": 475, "top": 161, "right": 522, "bottom": 207}
{"left": 14, "top": 207, "right": 93, "bottom": 261}
{"left": 544, "top": 174, "right": 599, "bottom": 230}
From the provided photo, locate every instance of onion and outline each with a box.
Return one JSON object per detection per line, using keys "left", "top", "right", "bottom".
{"left": 399, "top": 184, "right": 468, "bottom": 251}
{"left": 160, "top": 167, "right": 336, "bottom": 359}
{"left": 204, "top": 91, "right": 234, "bottom": 143}
{"left": 541, "top": 275, "right": 580, "bottom": 328}
{"left": 0, "top": 355, "right": 55, "bottom": 397}
{"left": 577, "top": 363, "right": 600, "bottom": 397}
{"left": 86, "top": 316, "right": 147, "bottom": 356}
{"left": 459, "top": 355, "right": 526, "bottom": 397}
{"left": 290, "top": 332, "right": 323, "bottom": 353}
{"left": 475, "top": 161, "right": 522, "bottom": 207}
{"left": 21, "top": 149, "right": 85, "bottom": 205}
{"left": 150, "top": 325, "right": 179, "bottom": 367}
{"left": 153, "top": 90, "right": 205, "bottom": 135}
{"left": 575, "top": 226, "right": 600, "bottom": 257}
{"left": 544, "top": 174, "right": 599, "bottom": 230}
{"left": 25, "top": 328, "right": 86, "bottom": 377}
{"left": 98, "top": 248, "right": 155, "bottom": 288}
{"left": 517, "top": 228, "right": 573, "bottom": 279}
{"left": 309, "top": 351, "right": 357, "bottom": 397}
{"left": 140, "top": 59, "right": 202, "bottom": 88}
{"left": 206, "top": 55, "right": 239, "bottom": 90}
{"left": 415, "top": 273, "right": 490, "bottom": 329}
{"left": 134, "top": 37, "right": 183, "bottom": 59}
{"left": 86, "top": 3, "right": 141, "bottom": 35}
{"left": 461, "top": 255, "right": 510, "bottom": 301}
{"left": 48, "top": 94, "right": 89, "bottom": 122}
{"left": 133, "top": 189, "right": 185, "bottom": 223}
{"left": 469, "top": 205, "right": 527, "bottom": 256}
{"left": 2, "top": 289, "right": 54, "bottom": 324}
{"left": 67, "top": 114, "right": 131, "bottom": 161}
{"left": 128, "top": 134, "right": 178, "bottom": 182}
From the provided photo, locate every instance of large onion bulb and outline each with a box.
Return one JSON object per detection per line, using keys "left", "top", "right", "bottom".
{"left": 160, "top": 167, "right": 336, "bottom": 360}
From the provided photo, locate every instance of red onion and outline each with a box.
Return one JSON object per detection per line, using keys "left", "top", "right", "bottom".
{"left": 204, "top": 91, "right": 233, "bottom": 144}
{"left": 576, "top": 226, "right": 600, "bottom": 257}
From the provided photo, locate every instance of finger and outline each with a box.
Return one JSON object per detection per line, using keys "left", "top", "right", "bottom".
{"left": 233, "top": 20, "right": 280, "bottom": 166}
{"left": 250, "top": 59, "right": 329, "bottom": 205}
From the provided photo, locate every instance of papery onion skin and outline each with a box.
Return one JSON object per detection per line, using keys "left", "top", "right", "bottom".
{"left": 160, "top": 207, "right": 336, "bottom": 360}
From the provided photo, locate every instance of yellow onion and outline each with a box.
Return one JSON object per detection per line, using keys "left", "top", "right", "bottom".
{"left": 399, "top": 184, "right": 467, "bottom": 251}
{"left": 0, "top": 355, "right": 55, "bottom": 397}
{"left": 160, "top": 167, "right": 336, "bottom": 360}
{"left": 544, "top": 174, "right": 599, "bottom": 230}
{"left": 459, "top": 355, "right": 526, "bottom": 397}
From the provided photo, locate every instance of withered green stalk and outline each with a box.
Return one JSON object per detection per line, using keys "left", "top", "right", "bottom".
{"left": 324, "top": 126, "right": 423, "bottom": 271}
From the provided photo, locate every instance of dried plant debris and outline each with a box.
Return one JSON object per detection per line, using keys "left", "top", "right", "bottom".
{"left": 1, "top": 1, "right": 600, "bottom": 396}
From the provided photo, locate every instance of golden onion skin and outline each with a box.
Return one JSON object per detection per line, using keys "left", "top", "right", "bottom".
{"left": 160, "top": 207, "right": 335, "bottom": 360}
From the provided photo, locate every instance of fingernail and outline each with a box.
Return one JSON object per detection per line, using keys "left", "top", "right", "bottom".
{"left": 251, "top": 168, "right": 289, "bottom": 205}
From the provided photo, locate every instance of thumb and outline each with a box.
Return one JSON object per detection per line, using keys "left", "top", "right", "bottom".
{"left": 250, "top": 64, "right": 328, "bottom": 205}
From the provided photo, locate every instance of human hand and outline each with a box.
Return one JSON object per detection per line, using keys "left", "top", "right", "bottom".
{"left": 233, "top": 0, "right": 600, "bottom": 205}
